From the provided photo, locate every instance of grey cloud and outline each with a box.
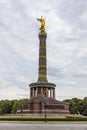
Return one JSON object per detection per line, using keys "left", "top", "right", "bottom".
{"left": 0, "top": 0, "right": 87, "bottom": 100}
{"left": 57, "top": 0, "right": 87, "bottom": 23}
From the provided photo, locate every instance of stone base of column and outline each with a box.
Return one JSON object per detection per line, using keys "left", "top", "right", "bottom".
{"left": 17, "top": 82, "right": 69, "bottom": 114}
{"left": 17, "top": 96, "right": 69, "bottom": 114}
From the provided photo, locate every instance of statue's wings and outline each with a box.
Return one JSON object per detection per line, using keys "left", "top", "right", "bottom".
{"left": 37, "top": 18, "right": 42, "bottom": 23}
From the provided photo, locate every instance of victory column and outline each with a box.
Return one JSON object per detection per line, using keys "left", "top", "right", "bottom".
{"left": 17, "top": 17, "right": 69, "bottom": 114}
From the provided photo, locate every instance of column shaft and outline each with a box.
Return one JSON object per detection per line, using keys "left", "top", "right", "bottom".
{"left": 38, "top": 31, "right": 48, "bottom": 83}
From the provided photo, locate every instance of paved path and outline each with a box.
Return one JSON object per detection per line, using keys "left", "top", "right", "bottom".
{"left": 0, "top": 123, "right": 87, "bottom": 130}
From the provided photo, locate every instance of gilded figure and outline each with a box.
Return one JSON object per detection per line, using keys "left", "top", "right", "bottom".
{"left": 37, "top": 16, "right": 45, "bottom": 31}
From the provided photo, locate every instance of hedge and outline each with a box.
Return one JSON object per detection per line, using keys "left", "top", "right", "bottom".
{"left": 0, "top": 117, "right": 87, "bottom": 121}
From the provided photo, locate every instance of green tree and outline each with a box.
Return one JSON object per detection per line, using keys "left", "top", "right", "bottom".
{"left": 69, "top": 98, "right": 81, "bottom": 114}
{"left": 11, "top": 100, "right": 18, "bottom": 114}
{"left": 11, "top": 98, "right": 28, "bottom": 114}
{"left": 0, "top": 100, "right": 16, "bottom": 114}
{"left": 0, "top": 107, "right": 3, "bottom": 115}
{"left": 78, "top": 98, "right": 87, "bottom": 116}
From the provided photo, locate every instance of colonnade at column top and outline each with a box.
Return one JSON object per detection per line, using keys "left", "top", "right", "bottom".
{"left": 30, "top": 87, "right": 55, "bottom": 99}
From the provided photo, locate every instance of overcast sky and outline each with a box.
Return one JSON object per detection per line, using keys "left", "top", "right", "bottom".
{"left": 0, "top": 0, "right": 87, "bottom": 100}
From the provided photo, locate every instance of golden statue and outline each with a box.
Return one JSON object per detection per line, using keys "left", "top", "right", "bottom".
{"left": 37, "top": 16, "right": 45, "bottom": 31}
